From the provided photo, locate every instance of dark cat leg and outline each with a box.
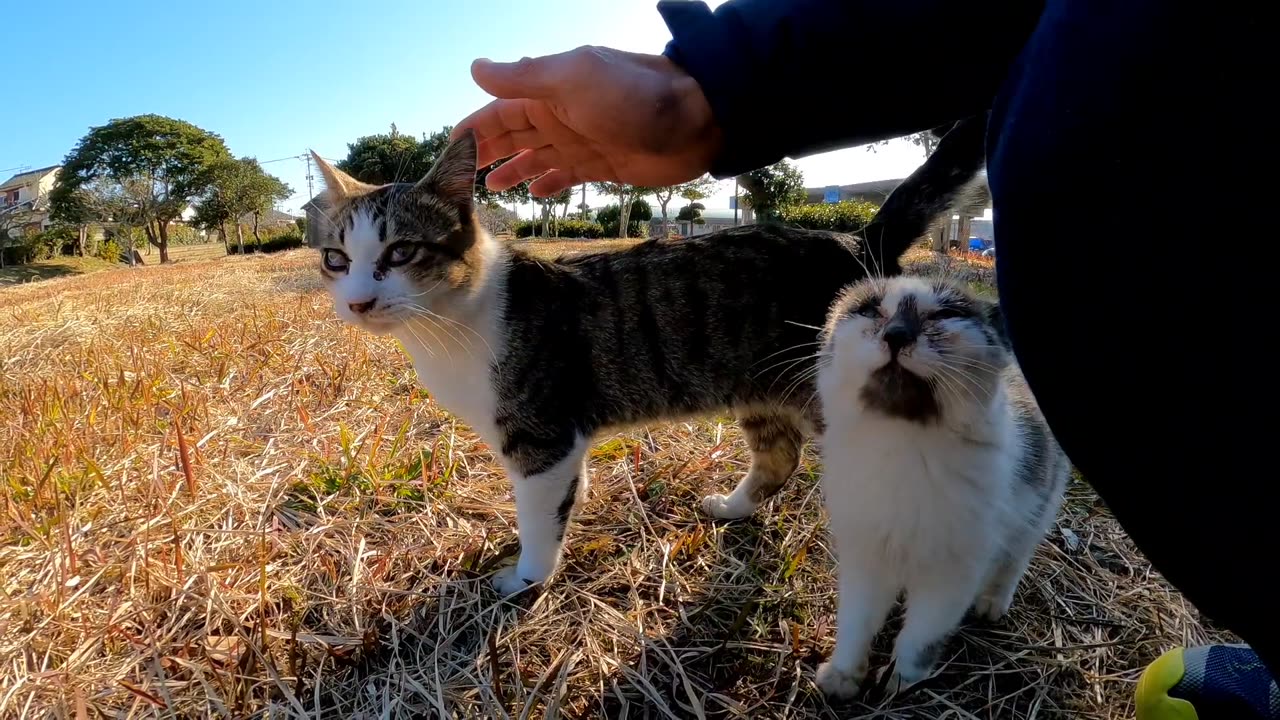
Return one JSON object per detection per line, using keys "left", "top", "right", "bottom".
{"left": 493, "top": 435, "right": 590, "bottom": 595}
{"left": 702, "top": 412, "right": 804, "bottom": 519}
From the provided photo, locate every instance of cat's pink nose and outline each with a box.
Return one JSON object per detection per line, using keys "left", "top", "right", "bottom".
{"left": 348, "top": 298, "right": 377, "bottom": 314}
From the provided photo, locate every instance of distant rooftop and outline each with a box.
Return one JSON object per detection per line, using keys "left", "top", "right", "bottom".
{"left": 0, "top": 165, "right": 60, "bottom": 192}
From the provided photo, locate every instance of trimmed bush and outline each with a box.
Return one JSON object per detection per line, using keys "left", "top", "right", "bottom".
{"left": 514, "top": 219, "right": 604, "bottom": 239}
{"left": 595, "top": 200, "right": 652, "bottom": 237}
{"left": 226, "top": 228, "right": 305, "bottom": 255}
{"left": 97, "top": 239, "right": 123, "bottom": 263}
{"left": 778, "top": 200, "right": 879, "bottom": 233}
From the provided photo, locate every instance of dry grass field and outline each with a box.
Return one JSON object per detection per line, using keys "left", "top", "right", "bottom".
{"left": 1, "top": 241, "right": 1227, "bottom": 719}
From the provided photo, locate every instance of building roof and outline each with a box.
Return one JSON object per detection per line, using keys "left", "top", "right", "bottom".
{"left": 0, "top": 165, "right": 60, "bottom": 192}
{"left": 804, "top": 178, "right": 904, "bottom": 204}
{"left": 238, "top": 209, "right": 300, "bottom": 226}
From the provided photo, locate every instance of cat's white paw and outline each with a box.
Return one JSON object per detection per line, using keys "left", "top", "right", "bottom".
{"left": 816, "top": 661, "right": 862, "bottom": 699}
{"left": 491, "top": 565, "right": 536, "bottom": 596}
{"left": 701, "top": 493, "right": 755, "bottom": 520}
{"left": 884, "top": 662, "right": 930, "bottom": 694}
{"left": 972, "top": 594, "right": 1012, "bottom": 622}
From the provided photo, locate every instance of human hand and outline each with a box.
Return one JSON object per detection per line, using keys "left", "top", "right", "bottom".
{"left": 453, "top": 46, "right": 721, "bottom": 197}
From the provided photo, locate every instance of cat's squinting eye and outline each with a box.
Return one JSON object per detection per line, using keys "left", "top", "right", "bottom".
{"left": 323, "top": 249, "right": 349, "bottom": 272}
{"left": 857, "top": 304, "right": 882, "bottom": 319}
{"left": 930, "top": 306, "right": 966, "bottom": 320}
{"left": 387, "top": 243, "right": 416, "bottom": 266}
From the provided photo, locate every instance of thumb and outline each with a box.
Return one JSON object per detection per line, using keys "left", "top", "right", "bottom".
{"left": 470, "top": 50, "right": 584, "bottom": 100}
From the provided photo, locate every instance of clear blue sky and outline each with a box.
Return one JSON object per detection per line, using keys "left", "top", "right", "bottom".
{"left": 1, "top": 0, "right": 924, "bottom": 217}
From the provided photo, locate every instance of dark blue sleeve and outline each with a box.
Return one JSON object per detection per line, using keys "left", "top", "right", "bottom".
{"left": 658, "top": 0, "right": 1043, "bottom": 177}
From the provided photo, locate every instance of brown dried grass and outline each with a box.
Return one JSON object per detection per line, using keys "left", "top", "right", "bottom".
{"left": 1, "top": 245, "right": 1229, "bottom": 719}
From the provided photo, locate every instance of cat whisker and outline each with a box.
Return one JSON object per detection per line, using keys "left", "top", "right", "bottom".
{"left": 782, "top": 321, "right": 825, "bottom": 332}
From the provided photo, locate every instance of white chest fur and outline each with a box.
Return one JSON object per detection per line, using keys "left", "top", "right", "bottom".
{"left": 390, "top": 239, "right": 509, "bottom": 449}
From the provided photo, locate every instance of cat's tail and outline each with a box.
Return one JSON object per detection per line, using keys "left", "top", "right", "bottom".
{"left": 859, "top": 112, "right": 990, "bottom": 275}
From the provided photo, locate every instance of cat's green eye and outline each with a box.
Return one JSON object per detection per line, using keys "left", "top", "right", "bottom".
{"left": 387, "top": 243, "right": 416, "bottom": 266}
{"left": 324, "top": 249, "right": 349, "bottom": 272}
{"left": 857, "top": 303, "right": 881, "bottom": 319}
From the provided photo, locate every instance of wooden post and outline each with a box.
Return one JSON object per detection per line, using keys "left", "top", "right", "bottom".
{"left": 932, "top": 221, "right": 949, "bottom": 252}
{"left": 957, "top": 216, "right": 973, "bottom": 251}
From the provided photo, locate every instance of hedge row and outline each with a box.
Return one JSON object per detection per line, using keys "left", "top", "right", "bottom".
{"left": 777, "top": 200, "right": 879, "bottom": 233}
{"left": 514, "top": 219, "right": 606, "bottom": 239}
{"left": 226, "top": 229, "right": 306, "bottom": 255}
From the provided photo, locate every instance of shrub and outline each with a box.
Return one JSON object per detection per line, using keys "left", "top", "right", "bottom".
{"left": 226, "top": 229, "right": 305, "bottom": 255}
{"left": 595, "top": 200, "right": 653, "bottom": 236}
{"left": 514, "top": 219, "right": 605, "bottom": 239}
{"left": 777, "top": 200, "right": 879, "bottom": 233}
{"left": 97, "top": 239, "right": 123, "bottom": 263}
{"left": 166, "top": 224, "right": 204, "bottom": 245}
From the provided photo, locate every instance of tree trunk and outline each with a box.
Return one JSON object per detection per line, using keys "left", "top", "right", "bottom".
{"left": 541, "top": 204, "right": 551, "bottom": 238}
{"left": 143, "top": 222, "right": 158, "bottom": 255}
{"left": 618, "top": 192, "right": 632, "bottom": 239}
{"left": 219, "top": 223, "right": 229, "bottom": 251}
{"left": 157, "top": 221, "right": 171, "bottom": 263}
{"left": 252, "top": 212, "right": 261, "bottom": 243}
{"left": 77, "top": 225, "right": 87, "bottom": 257}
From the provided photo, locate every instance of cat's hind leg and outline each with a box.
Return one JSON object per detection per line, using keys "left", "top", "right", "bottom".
{"left": 702, "top": 412, "right": 804, "bottom": 519}
{"left": 974, "top": 476, "right": 1066, "bottom": 620}
{"left": 493, "top": 434, "right": 590, "bottom": 596}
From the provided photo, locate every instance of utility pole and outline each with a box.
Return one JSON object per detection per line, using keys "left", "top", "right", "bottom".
{"left": 733, "top": 179, "right": 740, "bottom": 226}
{"left": 303, "top": 153, "right": 315, "bottom": 200}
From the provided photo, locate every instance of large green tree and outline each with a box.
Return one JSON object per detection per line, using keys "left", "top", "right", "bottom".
{"left": 591, "top": 183, "right": 657, "bottom": 238}
{"left": 194, "top": 157, "right": 292, "bottom": 252}
{"left": 737, "top": 160, "right": 806, "bottom": 223}
{"left": 50, "top": 115, "right": 231, "bottom": 263}
{"left": 651, "top": 175, "right": 718, "bottom": 234}
{"left": 338, "top": 124, "right": 531, "bottom": 207}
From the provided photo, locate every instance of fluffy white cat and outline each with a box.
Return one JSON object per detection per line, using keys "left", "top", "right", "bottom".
{"left": 815, "top": 276, "right": 1069, "bottom": 698}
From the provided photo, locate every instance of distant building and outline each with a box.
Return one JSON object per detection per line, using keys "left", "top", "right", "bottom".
{"left": 302, "top": 197, "right": 326, "bottom": 246}
{"left": 804, "top": 178, "right": 904, "bottom": 206}
{"left": 1, "top": 165, "right": 61, "bottom": 237}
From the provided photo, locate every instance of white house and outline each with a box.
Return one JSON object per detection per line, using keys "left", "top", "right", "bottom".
{"left": 0, "top": 165, "right": 60, "bottom": 236}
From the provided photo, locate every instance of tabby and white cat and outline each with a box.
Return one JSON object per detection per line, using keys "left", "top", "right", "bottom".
{"left": 306, "top": 116, "right": 985, "bottom": 595}
{"left": 814, "top": 275, "right": 1069, "bottom": 697}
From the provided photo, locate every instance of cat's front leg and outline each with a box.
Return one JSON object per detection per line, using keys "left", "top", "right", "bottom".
{"left": 493, "top": 435, "right": 590, "bottom": 596}
{"left": 817, "top": 552, "right": 898, "bottom": 700}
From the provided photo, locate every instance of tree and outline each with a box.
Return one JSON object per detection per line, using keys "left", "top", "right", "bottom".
{"left": 193, "top": 157, "right": 288, "bottom": 252}
{"left": 337, "top": 124, "right": 448, "bottom": 185}
{"left": 651, "top": 175, "right": 718, "bottom": 234}
{"left": 242, "top": 159, "right": 292, "bottom": 243}
{"left": 863, "top": 121, "right": 958, "bottom": 158}
{"left": 595, "top": 198, "right": 653, "bottom": 237}
{"left": 676, "top": 202, "right": 706, "bottom": 222}
{"left": 737, "top": 160, "right": 806, "bottom": 223}
{"left": 591, "top": 183, "right": 657, "bottom": 238}
{"left": 535, "top": 187, "right": 574, "bottom": 237}
{"left": 339, "top": 123, "right": 533, "bottom": 208}
{"left": 49, "top": 115, "right": 231, "bottom": 263}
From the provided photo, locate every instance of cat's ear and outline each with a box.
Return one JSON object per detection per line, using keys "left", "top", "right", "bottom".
{"left": 414, "top": 129, "right": 477, "bottom": 213}
{"left": 310, "top": 151, "right": 376, "bottom": 200}
{"left": 983, "top": 301, "right": 1012, "bottom": 350}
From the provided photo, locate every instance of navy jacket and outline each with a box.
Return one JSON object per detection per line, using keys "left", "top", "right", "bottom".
{"left": 658, "top": 0, "right": 1277, "bottom": 667}
{"left": 657, "top": 0, "right": 1041, "bottom": 178}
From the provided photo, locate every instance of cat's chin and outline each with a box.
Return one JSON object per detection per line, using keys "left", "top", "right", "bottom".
{"left": 350, "top": 318, "right": 401, "bottom": 335}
